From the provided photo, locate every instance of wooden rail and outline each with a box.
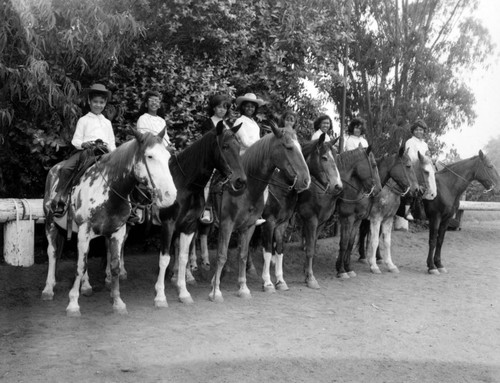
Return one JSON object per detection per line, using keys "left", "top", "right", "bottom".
{"left": 458, "top": 201, "right": 500, "bottom": 211}
{"left": 0, "top": 199, "right": 45, "bottom": 223}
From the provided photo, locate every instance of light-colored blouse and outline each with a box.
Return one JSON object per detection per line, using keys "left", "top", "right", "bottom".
{"left": 344, "top": 135, "right": 368, "bottom": 151}
{"left": 137, "top": 113, "right": 171, "bottom": 146}
{"left": 72, "top": 112, "right": 116, "bottom": 151}
{"left": 234, "top": 115, "right": 261, "bottom": 155}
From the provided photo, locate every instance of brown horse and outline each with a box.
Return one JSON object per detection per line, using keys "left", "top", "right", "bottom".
{"left": 208, "top": 124, "right": 311, "bottom": 302}
{"left": 335, "top": 147, "right": 382, "bottom": 279}
{"left": 154, "top": 121, "right": 247, "bottom": 306}
{"left": 260, "top": 134, "right": 343, "bottom": 292}
{"left": 423, "top": 150, "right": 500, "bottom": 274}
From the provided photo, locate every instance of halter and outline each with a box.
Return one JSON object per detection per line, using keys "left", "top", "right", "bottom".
{"left": 249, "top": 171, "right": 298, "bottom": 191}
{"left": 388, "top": 155, "right": 411, "bottom": 196}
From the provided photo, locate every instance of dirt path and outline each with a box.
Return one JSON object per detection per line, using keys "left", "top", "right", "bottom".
{"left": 1, "top": 214, "right": 499, "bottom": 383}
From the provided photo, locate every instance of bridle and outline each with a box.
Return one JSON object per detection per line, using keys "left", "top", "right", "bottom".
{"left": 437, "top": 157, "right": 495, "bottom": 193}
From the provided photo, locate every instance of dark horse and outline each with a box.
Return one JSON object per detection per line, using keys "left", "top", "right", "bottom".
{"left": 260, "top": 134, "right": 343, "bottom": 292}
{"left": 335, "top": 147, "right": 382, "bottom": 279}
{"left": 208, "top": 124, "right": 311, "bottom": 302}
{"left": 155, "top": 121, "right": 247, "bottom": 306}
{"left": 42, "top": 130, "right": 177, "bottom": 316}
{"left": 423, "top": 150, "right": 500, "bottom": 274}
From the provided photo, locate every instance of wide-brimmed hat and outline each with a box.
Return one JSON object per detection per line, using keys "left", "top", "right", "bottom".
{"left": 84, "top": 83, "right": 111, "bottom": 100}
{"left": 235, "top": 93, "right": 266, "bottom": 107}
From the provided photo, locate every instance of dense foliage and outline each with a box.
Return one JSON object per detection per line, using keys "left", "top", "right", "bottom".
{"left": 0, "top": 0, "right": 496, "bottom": 197}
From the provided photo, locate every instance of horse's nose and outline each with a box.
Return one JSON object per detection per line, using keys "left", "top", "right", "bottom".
{"left": 333, "top": 184, "right": 343, "bottom": 194}
{"left": 233, "top": 177, "right": 247, "bottom": 192}
{"left": 302, "top": 177, "right": 311, "bottom": 189}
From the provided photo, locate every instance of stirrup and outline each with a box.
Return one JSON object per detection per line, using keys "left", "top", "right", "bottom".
{"left": 200, "top": 207, "right": 213, "bottom": 224}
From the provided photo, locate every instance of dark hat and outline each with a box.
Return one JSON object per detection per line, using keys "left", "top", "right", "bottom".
{"left": 84, "top": 84, "right": 111, "bottom": 100}
{"left": 411, "top": 119, "right": 427, "bottom": 133}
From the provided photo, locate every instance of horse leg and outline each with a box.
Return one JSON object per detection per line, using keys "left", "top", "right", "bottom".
{"left": 154, "top": 221, "right": 174, "bottom": 308}
{"left": 344, "top": 219, "right": 361, "bottom": 277}
{"left": 434, "top": 218, "right": 451, "bottom": 273}
{"left": 366, "top": 218, "right": 382, "bottom": 274}
{"left": 188, "top": 233, "right": 198, "bottom": 273}
{"left": 119, "top": 226, "right": 129, "bottom": 280}
{"left": 380, "top": 218, "right": 399, "bottom": 273}
{"left": 199, "top": 227, "right": 211, "bottom": 271}
{"left": 427, "top": 215, "right": 441, "bottom": 275}
{"left": 176, "top": 232, "right": 195, "bottom": 304}
{"left": 209, "top": 220, "right": 235, "bottom": 303}
{"left": 261, "top": 220, "right": 276, "bottom": 293}
{"left": 80, "top": 270, "right": 93, "bottom": 296}
{"left": 41, "top": 221, "right": 60, "bottom": 300}
{"left": 357, "top": 219, "right": 369, "bottom": 263}
{"left": 237, "top": 226, "right": 256, "bottom": 299}
{"left": 106, "top": 227, "right": 128, "bottom": 315}
{"left": 273, "top": 223, "right": 289, "bottom": 291}
{"left": 336, "top": 216, "right": 352, "bottom": 279}
{"left": 303, "top": 217, "right": 320, "bottom": 289}
{"left": 66, "top": 226, "right": 92, "bottom": 317}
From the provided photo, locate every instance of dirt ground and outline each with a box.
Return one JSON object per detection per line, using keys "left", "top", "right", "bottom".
{"left": 1, "top": 211, "right": 499, "bottom": 383}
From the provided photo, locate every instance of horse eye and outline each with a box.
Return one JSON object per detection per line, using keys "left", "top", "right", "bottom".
{"left": 147, "top": 155, "right": 153, "bottom": 159}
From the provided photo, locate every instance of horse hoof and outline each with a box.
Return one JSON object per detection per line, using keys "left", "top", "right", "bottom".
{"left": 370, "top": 268, "right": 382, "bottom": 274}
{"left": 428, "top": 269, "right": 440, "bottom": 275}
{"left": 154, "top": 299, "right": 169, "bottom": 308}
{"left": 262, "top": 284, "right": 276, "bottom": 293}
{"left": 347, "top": 271, "right": 357, "bottom": 278}
{"left": 388, "top": 267, "right": 400, "bottom": 273}
{"left": 438, "top": 267, "right": 448, "bottom": 274}
{"left": 41, "top": 291, "right": 54, "bottom": 301}
{"left": 306, "top": 279, "right": 320, "bottom": 290}
{"left": 81, "top": 287, "right": 93, "bottom": 297}
{"left": 276, "top": 281, "right": 290, "bottom": 291}
{"left": 358, "top": 258, "right": 368, "bottom": 264}
{"left": 238, "top": 291, "right": 252, "bottom": 299}
{"left": 209, "top": 294, "right": 224, "bottom": 303}
{"left": 337, "top": 273, "right": 350, "bottom": 280}
{"left": 113, "top": 306, "right": 128, "bottom": 315}
{"left": 66, "top": 309, "right": 81, "bottom": 317}
{"left": 179, "top": 295, "right": 194, "bottom": 304}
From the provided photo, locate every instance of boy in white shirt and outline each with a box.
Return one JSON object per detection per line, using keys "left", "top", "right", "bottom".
{"left": 51, "top": 84, "right": 116, "bottom": 216}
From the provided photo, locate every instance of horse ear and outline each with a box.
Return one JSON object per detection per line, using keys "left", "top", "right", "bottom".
{"left": 132, "top": 128, "right": 144, "bottom": 143}
{"left": 231, "top": 122, "right": 242, "bottom": 134}
{"left": 318, "top": 132, "right": 326, "bottom": 145}
{"left": 157, "top": 127, "right": 166, "bottom": 140}
{"left": 332, "top": 135, "right": 340, "bottom": 146}
{"left": 479, "top": 150, "right": 484, "bottom": 159}
{"left": 418, "top": 151, "right": 424, "bottom": 161}
{"left": 366, "top": 145, "right": 372, "bottom": 155}
{"left": 398, "top": 144, "right": 405, "bottom": 157}
{"left": 270, "top": 120, "right": 283, "bottom": 138}
{"left": 216, "top": 120, "right": 225, "bottom": 135}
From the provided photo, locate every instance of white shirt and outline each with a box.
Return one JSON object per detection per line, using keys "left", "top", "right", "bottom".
{"left": 311, "top": 130, "right": 332, "bottom": 142}
{"left": 234, "top": 115, "right": 260, "bottom": 155}
{"left": 344, "top": 135, "right": 368, "bottom": 151}
{"left": 72, "top": 112, "right": 116, "bottom": 151}
{"left": 405, "top": 136, "right": 429, "bottom": 162}
{"left": 137, "top": 113, "right": 171, "bottom": 146}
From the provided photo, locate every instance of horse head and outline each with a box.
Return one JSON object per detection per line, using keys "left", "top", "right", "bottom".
{"left": 131, "top": 129, "right": 177, "bottom": 208}
{"left": 476, "top": 150, "right": 500, "bottom": 193}
{"left": 303, "top": 133, "right": 342, "bottom": 195}
{"left": 214, "top": 120, "right": 247, "bottom": 194}
{"left": 269, "top": 121, "right": 311, "bottom": 192}
{"left": 417, "top": 151, "right": 437, "bottom": 200}
{"left": 379, "top": 146, "right": 418, "bottom": 196}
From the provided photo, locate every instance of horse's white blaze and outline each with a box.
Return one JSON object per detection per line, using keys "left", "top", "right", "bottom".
{"left": 293, "top": 138, "right": 311, "bottom": 189}
{"left": 262, "top": 250, "right": 273, "bottom": 286}
{"left": 328, "top": 150, "right": 343, "bottom": 188}
{"left": 137, "top": 144, "right": 177, "bottom": 208}
{"left": 418, "top": 159, "right": 437, "bottom": 200}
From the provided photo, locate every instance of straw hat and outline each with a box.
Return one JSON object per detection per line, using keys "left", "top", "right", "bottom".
{"left": 84, "top": 83, "right": 111, "bottom": 99}
{"left": 235, "top": 93, "right": 266, "bottom": 107}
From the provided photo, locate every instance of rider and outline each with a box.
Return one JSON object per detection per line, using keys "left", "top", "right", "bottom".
{"left": 344, "top": 117, "right": 369, "bottom": 151}
{"left": 401, "top": 118, "right": 431, "bottom": 221}
{"left": 136, "top": 90, "right": 171, "bottom": 146}
{"left": 311, "top": 114, "right": 334, "bottom": 142}
{"left": 51, "top": 84, "right": 116, "bottom": 217}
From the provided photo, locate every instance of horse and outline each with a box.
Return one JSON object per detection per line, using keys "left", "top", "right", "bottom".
{"left": 357, "top": 147, "right": 419, "bottom": 273}
{"left": 335, "top": 146, "right": 382, "bottom": 279}
{"left": 154, "top": 121, "right": 247, "bottom": 306}
{"left": 208, "top": 124, "right": 311, "bottom": 302}
{"left": 41, "top": 129, "right": 177, "bottom": 316}
{"left": 423, "top": 150, "right": 500, "bottom": 274}
{"left": 260, "top": 134, "right": 343, "bottom": 292}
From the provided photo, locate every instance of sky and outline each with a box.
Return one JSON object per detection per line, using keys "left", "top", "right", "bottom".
{"left": 441, "top": 1, "right": 500, "bottom": 158}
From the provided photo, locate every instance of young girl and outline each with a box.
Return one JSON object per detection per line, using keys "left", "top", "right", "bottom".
{"left": 311, "top": 115, "right": 334, "bottom": 141}
{"left": 280, "top": 110, "right": 298, "bottom": 130}
{"left": 233, "top": 93, "right": 266, "bottom": 155}
{"left": 344, "top": 117, "right": 368, "bottom": 151}
{"left": 51, "top": 84, "right": 116, "bottom": 216}
{"left": 136, "top": 90, "right": 171, "bottom": 146}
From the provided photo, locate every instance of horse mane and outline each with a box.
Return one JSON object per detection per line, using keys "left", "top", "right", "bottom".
{"left": 242, "top": 132, "right": 275, "bottom": 174}
{"left": 336, "top": 147, "right": 366, "bottom": 171}
{"left": 172, "top": 129, "right": 218, "bottom": 185}
{"left": 437, "top": 155, "right": 478, "bottom": 175}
